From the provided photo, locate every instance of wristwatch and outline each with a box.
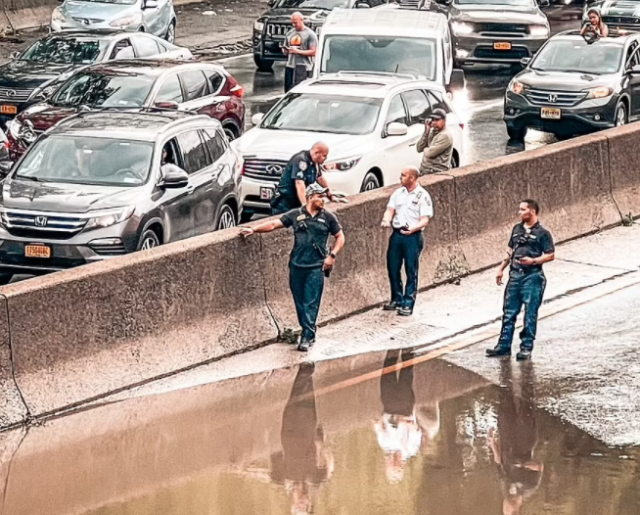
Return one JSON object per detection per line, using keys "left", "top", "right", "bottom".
{"left": 330, "top": 252, "right": 337, "bottom": 259}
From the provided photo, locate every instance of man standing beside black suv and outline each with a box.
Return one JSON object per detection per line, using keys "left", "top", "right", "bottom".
{"left": 283, "top": 12, "right": 318, "bottom": 92}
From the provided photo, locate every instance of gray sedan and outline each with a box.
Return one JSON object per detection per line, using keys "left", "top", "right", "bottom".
{"left": 50, "top": 0, "right": 177, "bottom": 43}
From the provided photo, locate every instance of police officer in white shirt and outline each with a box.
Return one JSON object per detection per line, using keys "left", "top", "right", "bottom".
{"left": 380, "top": 166, "right": 434, "bottom": 316}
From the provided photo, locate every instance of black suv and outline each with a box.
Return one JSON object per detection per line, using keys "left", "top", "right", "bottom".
{"left": 0, "top": 111, "right": 240, "bottom": 283}
{"left": 253, "top": 0, "right": 385, "bottom": 71}
{"left": 504, "top": 30, "right": 640, "bottom": 140}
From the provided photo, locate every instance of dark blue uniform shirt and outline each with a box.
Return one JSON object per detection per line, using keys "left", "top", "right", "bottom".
{"left": 280, "top": 206, "right": 341, "bottom": 268}
{"left": 275, "top": 151, "right": 322, "bottom": 209}
{"left": 509, "top": 222, "right": 555, "bottom": 272}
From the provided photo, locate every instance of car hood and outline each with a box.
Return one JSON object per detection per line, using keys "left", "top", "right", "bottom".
{"left": 452, "top": 4, "right": 547, "bottom": 24}
{"left": 60, "top": 0, "right": 135, "bottom": 20}
{"left": 234, "top": 129, "right": 371, "bottom": 161}
{"left": 17, "top": 103, "right": 78, "bottom": 132}
{"left": 589, "top": 0, "right": 640, "bottom": 17}
{"left": 259, "top": 8, "right": 331, "bottom": 23}
{"left": 0, "top": 60, "right": 79, "bottom": 90}
{"left": 517, "top": 69, "right": 616, "bottom": 90}
{"left": 2, "top": 178, "right": 142, "bottom": 213}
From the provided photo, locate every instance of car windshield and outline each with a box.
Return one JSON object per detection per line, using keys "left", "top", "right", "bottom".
{"left": 19, "top": 37, "right": 108, "bottom": 64}
{"left": 50, "top": 72, "right": 156, "bottom": 108}
{"left": 274, "top": 0, "right": 349, "bottom": 8}
{"left": 15, "top": 135, "right": 153, "bottom": 187}
{"left": 261, "top": 93, "right": 382, "bottom": 135}
{"left": 321, "top": 35, "right": 437, "bottom": 81}
{"left": 454, "top": 0, "right": 534, "bottom": 5}
{"left": 530, "top": 39, "right": 623, "bottom": 74}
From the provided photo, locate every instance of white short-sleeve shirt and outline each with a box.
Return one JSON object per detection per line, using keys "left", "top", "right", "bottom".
{"left": 387, "top": 184, "right": 434, "bottom": 229}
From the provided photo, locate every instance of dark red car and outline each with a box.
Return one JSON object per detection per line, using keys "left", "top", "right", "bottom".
{"left": 7, "top": 59, "right": 245, "bottom": 160}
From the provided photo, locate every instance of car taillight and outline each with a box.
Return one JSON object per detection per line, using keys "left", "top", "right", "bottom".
{"left": 230, "top": 84, "right": 244, "bottom": 98}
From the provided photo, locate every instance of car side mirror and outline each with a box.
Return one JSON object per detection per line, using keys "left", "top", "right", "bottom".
{"left": 520, "top": 57, "right": 531, "bottom": 67}
{"left": 386, "top": 122, "right": 408, "bottom": 136}
{"left": 154, "top": 101, "right": 179, "bottom": 110}
{"left": 144, "top": 0, "right": 158, "bottom": 8}
{"left": 449, "top": 68, "right": 465, "bottom": 91}
{"left": 159, "top": 164, "right": 189, "bottom": 189}
{"left": 632, "top": 64, "right": 640, "bottom": 74}
{"left": 0, "top": 161, "right": 13, "bottom": 178}
{"left": 9, "top": 51, "right": 20, "bottom": 60}
{"left": 251, "top": 112, "right": 265, "bottom": 126}
{"left": 356, "top": 2, "right": 371, "bottom": 7}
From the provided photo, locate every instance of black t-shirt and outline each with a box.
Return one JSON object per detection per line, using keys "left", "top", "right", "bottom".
{"left": 509, "top": 222, "right": 555, "bottom": 272}
{"left": 275, "top": 150, "right": 321, "bottom": 208}
{"left": 280, "top": 206, "right": 342, "bottom": 268}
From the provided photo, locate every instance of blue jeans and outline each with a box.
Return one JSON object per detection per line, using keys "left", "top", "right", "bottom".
{"left": 498, "top": 269, "right": 547, "bottom": 351}
{"left": 386, "top": 230, "right": 424, "bottom": 310}
{"left": 289, "top": 265, "right": 325, "bottom": 340}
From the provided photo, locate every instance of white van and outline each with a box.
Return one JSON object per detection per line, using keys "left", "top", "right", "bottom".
{"left": 314, "top": 7, "right": 465, "bottom": 91}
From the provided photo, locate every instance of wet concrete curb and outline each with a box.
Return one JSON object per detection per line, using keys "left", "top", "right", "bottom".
{"left": 0, "top": 123, "right": 637, "bottom": 430}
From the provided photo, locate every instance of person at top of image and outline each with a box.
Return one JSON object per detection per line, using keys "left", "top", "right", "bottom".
{"left": 581, "top": 9, "right": 608, "bottom": 39}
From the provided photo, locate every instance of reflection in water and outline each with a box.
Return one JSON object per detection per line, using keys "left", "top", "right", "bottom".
{"left": 374, "top": 349, "right": 440, "bottom": 484}
{"left": 271, "top": 363, "right": 333, "bottom": 515}
{"left": 488, "top": 361, "right": 542, "bottom": 515}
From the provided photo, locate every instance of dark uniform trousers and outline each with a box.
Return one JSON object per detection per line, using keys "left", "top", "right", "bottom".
{"left": 289, "top": 265, "right": 324, "bottom": 340}
{"left": 387, "top": 229, "right": 424, "bottom": 310}
{"left": 284, "top": 65, "right": 311, "bottom": 93}
{"left": 271, "top": 195, "right": 295, "bottom": 215}
{"left": 498, "top": 269, "right": 547, "bottom": 351}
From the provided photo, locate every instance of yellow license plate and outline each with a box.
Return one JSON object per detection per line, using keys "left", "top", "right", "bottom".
{"left": 25, "top": 245, "right": 51, "bottom": 258}
{"left": 493, "top": 42, "right": 512, "bottom": 50}
{"left": 0, "top": 105, "right": 17, "bottom": 115}
{"left": 541, "top": 107, "right": 561, "bottom": 120}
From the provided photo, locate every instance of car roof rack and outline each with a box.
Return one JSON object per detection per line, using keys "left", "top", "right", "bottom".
{"left": 333, "top": 70, "right": 418, "bottom": 80}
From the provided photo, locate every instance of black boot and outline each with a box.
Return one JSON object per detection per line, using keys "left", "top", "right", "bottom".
{"left": 486, "top": 345, "right": 511, "bottom": 358}
{"left": 383, "top": 301, "right": 400, "bottom": 311}
{"left": 516, "top": 349, "right": 532, "bottom": 361}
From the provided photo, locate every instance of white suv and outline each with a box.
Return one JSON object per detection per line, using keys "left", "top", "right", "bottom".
{"left": 234, "top": 73, "right": 464, "bottom": 220}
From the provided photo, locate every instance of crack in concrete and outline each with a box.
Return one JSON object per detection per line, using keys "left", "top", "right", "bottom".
{"left": 0, "top": 427, "right": 28, "bottom": 515}
{"left": 556, "top": 257, "right": 636, "bottom": 272}
{"left": 1, "top": 294, "right": 30, "bottom": 423}
{"left": 258, "top": 236, "right": 282, "bottom": 338}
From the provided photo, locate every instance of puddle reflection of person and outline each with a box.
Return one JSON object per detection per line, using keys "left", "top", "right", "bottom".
{"left": 374, "top": 349, "right": 440, "bottom": 484}
{"left": 270, "top": 362, "right": 334, "bottom": 515}
{"left": 488, "top": 360, "right": 543, "bottom": 515}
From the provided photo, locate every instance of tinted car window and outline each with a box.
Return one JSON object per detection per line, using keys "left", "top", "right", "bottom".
{"left": 426, "top": 90, "right": 450, "bottom": 112}
{"left": 21, "top": 37, "right": 108, "bottom": 64}
{"left": 202, "top": 129, "right": 226, "bottom": 163}
{"left": 207, "top": 70, "right": 225, "bottom": 94}
{"left": 181, "top": 70, "right": 209, "bottom": 101}
{"left": 384, "top": 95, "right": 408, "bottom": 126}
{"left": 178, "top": 130, "right": 211, "bottom": 174}
{"left": 133, "top": 35, "right": 161, "bottom": 57}
{"left": 155, "top": 74, "right": 184, "bottom": 104}
{"left": 402, "top": 89, "right": 432, "bottom": 125}
{"left": 51, "top": 72, "right": 155, "bottom": 108}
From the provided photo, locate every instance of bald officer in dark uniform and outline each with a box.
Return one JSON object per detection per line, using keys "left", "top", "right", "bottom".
{"left": 241, "top": 183, "right": 345, "bottom": 352}
{"left": 270, "top": 142, "right": 334, "bottom": 215}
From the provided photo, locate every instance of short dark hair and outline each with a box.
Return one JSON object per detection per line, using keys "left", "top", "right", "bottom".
{"left": 521, "top": 199, "right": 540, "bottom": 214}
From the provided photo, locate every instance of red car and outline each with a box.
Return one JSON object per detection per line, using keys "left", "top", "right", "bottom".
{"left": 7, "top": 59, "right": 245, "bottom": 160}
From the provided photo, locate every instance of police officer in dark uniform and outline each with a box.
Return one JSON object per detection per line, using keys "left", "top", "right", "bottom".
{"left": 487, "top": 199, "right": 555, "bottom": 361}
{"left": 270, "top": 142, "right": 334, "bottom": 215}
{"left": 241, "top": 183, "right": 346, "bottom": 352}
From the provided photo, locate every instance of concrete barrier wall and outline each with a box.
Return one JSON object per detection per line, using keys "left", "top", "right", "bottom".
{"left": 0, "top": 123, "right": 638, "bottom": 427}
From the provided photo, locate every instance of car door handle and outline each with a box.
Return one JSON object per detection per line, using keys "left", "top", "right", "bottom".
{"left": 186, "top": 185, "right": 195, "bottom": 195}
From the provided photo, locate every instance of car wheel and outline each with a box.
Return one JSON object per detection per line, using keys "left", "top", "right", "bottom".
{"left": 253, "top": 55, "right": 274, "bottom": 72}
{"left": 165, "top": 20, "right": 176, "bottom": 44}
{"left": 506, "top": 124, "right": 526, "bottom": 142}
{"left": 138, "top": 229, "right": 160, "bottom": 251}
{"left": 0, "top": 272, "right": 13, "bottom": 286}
{"left": 360, "top": 171, "right": 381, "bottom": 192}
{"left": 223, "top": 125, "right": 237, "bottom": 141}
{"left": 615, "top": 102, "right": 628, "bottom": 127}
{"left": 217, "top": 204, "right": 237, "bottom": 231}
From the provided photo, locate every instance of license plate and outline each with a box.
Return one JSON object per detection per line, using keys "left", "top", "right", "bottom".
{"left": 260, "top": 187, "right": 274, "bottom": 200}
{"left": 25, "top": 245, "right": 51, "bottom": 258}
{"left": 493, "top": 42, "right": 512, "bottom": 50}
{"left": 0, "top": 105, "right": 17, "bottom": 115}
{"left": 541, "top": 107, "right": 561, "bottom": 120}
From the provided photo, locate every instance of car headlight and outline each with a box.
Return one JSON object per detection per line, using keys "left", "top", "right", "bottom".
{"left": 586, "top": 86, "right": 613, "bottom": 99}
{"left": 51, "top": 8, "right": 66, "bottom": 22}
{"left": 254, "top": 20, "right": 264, "bottom": 31}
{"left": 451, "top": 22, "right": 474, "bottom": 36}
{"left": 509, "top": 80, "right": 524, "bottom": 95}
{"left": 84, "top": 206, "right": 135, "bottom": 230}
{"left": 323, "top": 156, "right": 362, "bottom": 172}
{"left": 529, "top": 25, "right": 549, "bottom": 37}
{"left": 109, "top": 13, "right": 142, "bottom": 27}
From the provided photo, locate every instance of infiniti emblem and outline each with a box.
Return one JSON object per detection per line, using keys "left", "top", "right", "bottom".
{"left": 548, "top": 94, "right": 558, "bottom": 103}
{"left": 5, "top": 90, "right": 16, "bottom": 98}
{"left": 34, "top": 216, "right": 48, "bottom": 227}
{"left": 265, "top": 164, "right": 283, "bottom": 175}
